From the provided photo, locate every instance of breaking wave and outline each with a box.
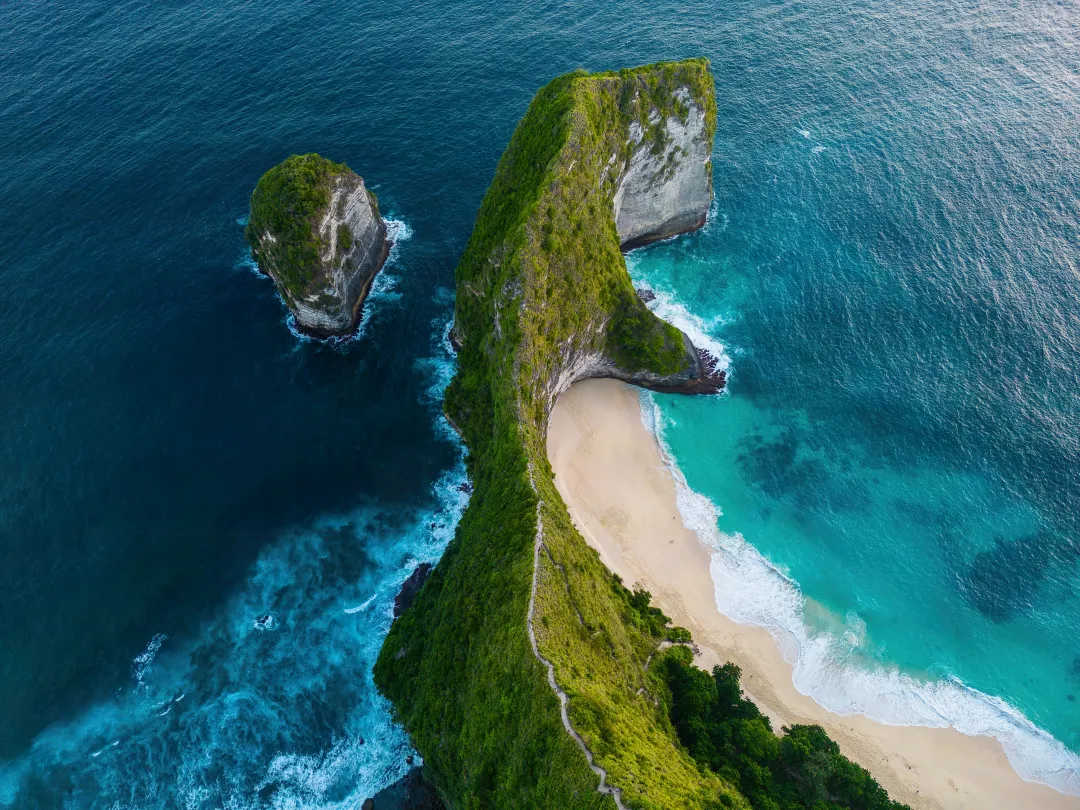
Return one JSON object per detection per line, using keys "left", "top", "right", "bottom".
{"left": 638, "top": 391, "right": 1080, "bottom": 797}
{"left": 625, "top": 255, "right": 731, "bottom": 372}
{"left": 0, "top": 319, "right": 466, "bottom": 810}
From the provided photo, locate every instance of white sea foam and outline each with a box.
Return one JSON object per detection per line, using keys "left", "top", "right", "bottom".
{"left": 0, "top": 314, "right": 469, "bottom": 809}
{"left": 234, "top": 249, "right": 266, "bottom": 278}
{"left": 345, "top": 594, "right": 378, "bottom": 614}
{"left": 639, "top": 391, "right": 1080, "bottom": 796}
{"left": 131, "top": 633, "right": 167, "bottom": 691}
{"left": 413, "top": 311, "right": 465, "bottom": 447}
{"left": 384, "top": 217, "right": 413, "bottom": 248}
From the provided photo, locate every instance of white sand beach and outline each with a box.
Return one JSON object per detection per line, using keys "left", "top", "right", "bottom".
{"left": 547, "top": 378, "right": 1079, "bottom": 810}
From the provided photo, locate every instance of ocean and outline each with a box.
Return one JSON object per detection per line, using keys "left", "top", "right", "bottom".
{"left": 2, "top": 0, "right": 1078, "bottom": 805}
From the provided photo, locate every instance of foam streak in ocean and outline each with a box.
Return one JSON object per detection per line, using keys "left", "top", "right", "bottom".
{"left": 638, "top": 390, "right": 1080, "bottom": 796}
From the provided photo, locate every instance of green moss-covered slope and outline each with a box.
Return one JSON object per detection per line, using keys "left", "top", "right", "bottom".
{"left": 374, "top": 58, "right": 743, "bottom": 809}
{"left": 244, "top": 153, "right": 348, "bottom": 300}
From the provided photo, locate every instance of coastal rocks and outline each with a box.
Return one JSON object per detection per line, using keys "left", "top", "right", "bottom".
{"left": 245, "top": 153, "right": 390, "bottom": 337}
{"left": 394, "top": 563, "right": 432, "bottom": 618}
{"left": 364, "top": 767, "right": 444, "bottom": 809}
{"left": 614, "top": 87, "right": 713, "bottom": 250}
{"left": 635, "top": 287, "right": 657, "bottom": 304}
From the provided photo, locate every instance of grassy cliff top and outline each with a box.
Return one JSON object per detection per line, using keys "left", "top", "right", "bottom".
{"left": 376, "top": 59, "right": 746, "bottom": 809}
{"left": 244, "top": 153, "right": 350, "bottom": 300}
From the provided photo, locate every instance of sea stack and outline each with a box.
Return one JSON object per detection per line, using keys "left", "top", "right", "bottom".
{"left": 245, "top": 153, "right": 390, "bottom": 337}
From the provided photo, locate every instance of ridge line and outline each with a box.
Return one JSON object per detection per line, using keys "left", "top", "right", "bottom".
{"left": 526, "top": 466, "right": 627, "bottom": 810}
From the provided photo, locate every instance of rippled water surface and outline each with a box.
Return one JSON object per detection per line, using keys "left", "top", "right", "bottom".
{"left": 2, "top": 0, "right": 1079, "bottom": 805}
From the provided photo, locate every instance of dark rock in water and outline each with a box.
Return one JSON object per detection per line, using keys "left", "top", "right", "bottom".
{"left": 394, "top": 563, "right": 433, "bottom": 617}
{"left": 636, "top": 287, "right": 657, "bottom": 304}
{"left": 456, "top": 481, "right": 472, "bottom": 494}
{"left": 366, "top": 767, "right": 444, "bottom": 809}
{"left": 245, "top": 153, "right": 391, "bottom": 338}
{"left": 629, "top": 347, "right": 726, "bottom": 396}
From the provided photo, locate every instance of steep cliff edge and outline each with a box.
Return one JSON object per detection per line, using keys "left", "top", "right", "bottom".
{"left": 375, "top": 59, "right": 744, "bottom": 809}
{"left": 245, "top": 153, "right": 390, "bottom": 337}
{"left": 615, "top": 87, "right": 713, "bottom": 249}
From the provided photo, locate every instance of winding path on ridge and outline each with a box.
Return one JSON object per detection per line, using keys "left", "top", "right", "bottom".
{"left": 526, "top": 468, "right": 628, "bottom": 810}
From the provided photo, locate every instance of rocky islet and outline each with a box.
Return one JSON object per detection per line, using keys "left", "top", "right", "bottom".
{"left": 245, "top": 153, "right": 390, "bottom": 337}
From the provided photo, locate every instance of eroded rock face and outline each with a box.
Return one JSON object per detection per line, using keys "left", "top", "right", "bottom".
{"left": 246, "top": 154, "right": 390, "bottom": 337}
{"left": 394, "top": 562, "right": 433, "bottom": 618}
{"left": 291, "top": 172, "right": 389, "bottom": 335}
{"left": 614, "top": 88, "right": 713, "bottom": 250}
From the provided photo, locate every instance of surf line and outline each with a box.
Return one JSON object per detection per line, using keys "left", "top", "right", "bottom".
{"left": 525, "top": 465, "right": 627, "bottom": 810}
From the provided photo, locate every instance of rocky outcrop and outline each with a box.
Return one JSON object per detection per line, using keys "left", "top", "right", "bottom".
{"left": 375, "top": 60, "right": 733, "bottom": 810}
{"left": 614, "top": 87, "right": 713, "bottom": 250}
{"left": 246, "top": 153, "right": 390, "bottom": 337}
{"left": 549, "top": 338, "right": 725, "bottom": 405}
{"left": 365, "top": 768, "right": 444, "bottom": 809}
{"left": 393, "top": 563, "right": 432, "bottom": 618}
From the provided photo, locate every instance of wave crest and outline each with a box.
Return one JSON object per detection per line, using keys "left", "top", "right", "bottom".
{"left": 639, "top": 391, "right": 1080, "bottom": 797}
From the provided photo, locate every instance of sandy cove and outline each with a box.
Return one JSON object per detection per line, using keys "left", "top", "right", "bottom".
{"left": 547, "top": 378, "right": 1079, "bottom": 810}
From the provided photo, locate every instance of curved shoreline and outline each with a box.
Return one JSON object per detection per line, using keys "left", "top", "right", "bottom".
{"left": 547, "top": 378, "right": 1080, "bottom": 810}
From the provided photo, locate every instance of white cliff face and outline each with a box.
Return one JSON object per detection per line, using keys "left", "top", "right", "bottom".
{"left": 613, "top": 88, "right": 713, "bottom": 249}
{"left": 288, "top": 173, "right": 389, "bottom": 336}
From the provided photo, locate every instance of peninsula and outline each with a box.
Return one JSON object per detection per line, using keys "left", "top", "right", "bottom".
{"left": 375, "top": 59, "right": 910, "bottom": 808}
{"left": 245, "top": 153, "right": 390, "bottom": 337}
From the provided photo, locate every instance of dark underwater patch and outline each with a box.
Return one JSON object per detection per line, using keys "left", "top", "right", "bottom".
{"left": 958, "top": 532, "right": 1055, "bottom": 622}
{"left": 736, "top": 428, "right": 800, "bottom": 499}
{"left": 737, "top": 426, "right": 870, "bottom": 517}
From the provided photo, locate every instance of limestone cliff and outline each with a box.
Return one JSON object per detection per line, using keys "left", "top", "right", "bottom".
{"left": 375, "top": 60, "right": 745, "bottom": 810}
{"left": 245, "top": 153, "right": 390, "bottom": 337}
{"left": 614, "top": 87, "right": 713, "bottom": 249}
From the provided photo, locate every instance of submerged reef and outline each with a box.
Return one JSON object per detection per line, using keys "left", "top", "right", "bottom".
{"left": 245, "top": 153, "right": 390, "bottom": 337}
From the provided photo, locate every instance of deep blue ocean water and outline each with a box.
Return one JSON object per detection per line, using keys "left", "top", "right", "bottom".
{"left": 2, "top": 0, "right": 1078, "bottom": 805}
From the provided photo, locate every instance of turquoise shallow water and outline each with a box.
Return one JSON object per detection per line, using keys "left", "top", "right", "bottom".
{"left": 3, "top": 0, "right": 1079, "bottom": 804}
{"left": 626, "top": 86, "right": 1080, "bottom": 786}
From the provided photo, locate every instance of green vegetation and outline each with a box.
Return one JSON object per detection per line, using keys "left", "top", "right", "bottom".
{"left": 245, "top": 153, "right": 348, "bottom": 300}
{"left": 657, "top": 647, "right": 910, "bottom": 810}
{"left": 375, "top": 57, "right": 907, "bottom": 810}
{"left": 337, "top": 222, "right": 353, "bottom": 258}
{"left": 375, "top": 58, "right": 732, "bottom": 810}
{"left": 607, "top": 287, "right": 688, "bottom": 374}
